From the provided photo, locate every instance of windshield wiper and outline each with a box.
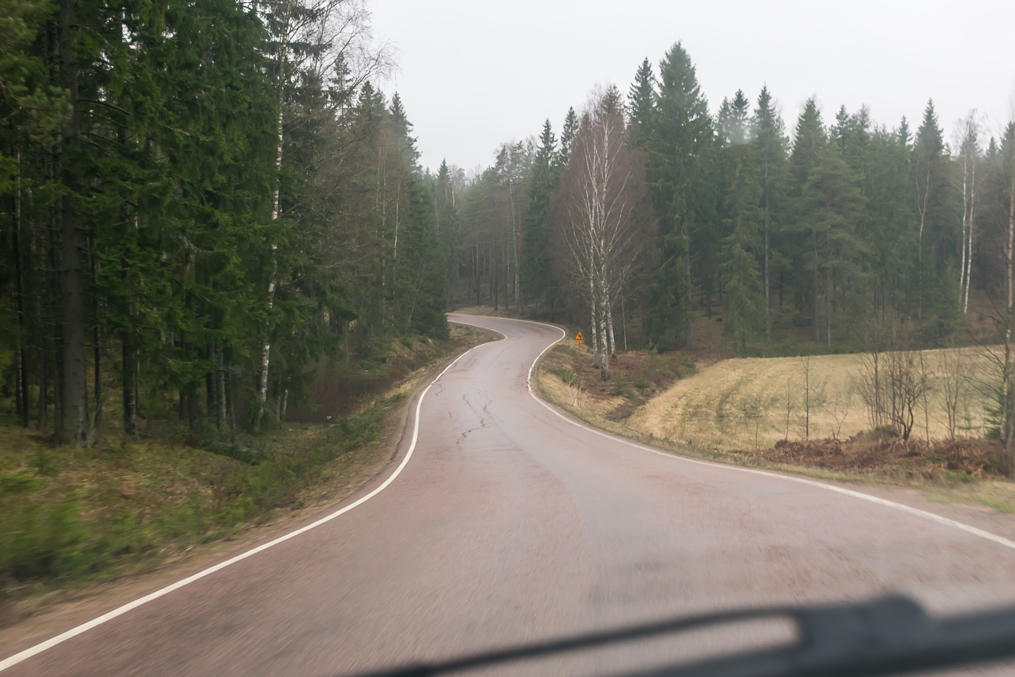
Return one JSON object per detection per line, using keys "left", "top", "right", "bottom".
{"left": 356, "top": 595, "right": 1015, "bottom": 677}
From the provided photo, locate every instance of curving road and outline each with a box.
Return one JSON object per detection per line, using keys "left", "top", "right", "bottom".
{"left": 4, "top": 314, "right": 1015, "bottom": 675}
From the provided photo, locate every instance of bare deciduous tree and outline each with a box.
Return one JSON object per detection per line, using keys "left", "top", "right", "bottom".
{"left": 801, "top": 356, "right": 812, "bottom": 440}
{"left": 829, "top": 390, "right": 850, "bottom": 442}
{"left": 885, "top": 351, "right": 931, "bottom": 441}
{"left": 940, "top": 347, "right": 967, "bottom": 440}
{"left": 957, "top": 112, "right": 981, "bottom": 314}
{"left": 859, "top": 346, "right": 931, "bottom": 442}
{"left": 558, "top": 87, "right": 649, "bottom": 380}
{"left": 858, "top": 347, "right": 886, "bottom": 430}
{"left": 783, "top": 379, "right": 795, "bottom": 441}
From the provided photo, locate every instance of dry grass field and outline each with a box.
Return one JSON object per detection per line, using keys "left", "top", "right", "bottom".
{"left": 627, "top": 346, "right": 998, "bottom": 451}
{"left": 537, "top": 325, "right": 1015, "bottom": 510}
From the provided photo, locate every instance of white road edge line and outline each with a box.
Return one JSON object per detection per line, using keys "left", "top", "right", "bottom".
{"left": 507, "top": 316, "right": 1015, "bottom": 554}
{"left": 0, "top": 343, "right": 484, "bottom": 673}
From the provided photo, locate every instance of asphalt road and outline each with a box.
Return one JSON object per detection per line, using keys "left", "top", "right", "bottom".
{"left": 5, "top": 314, "right": 1015, "bottom": 676}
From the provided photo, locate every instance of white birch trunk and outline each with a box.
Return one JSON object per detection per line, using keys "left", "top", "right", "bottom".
{"left": 606, "top": 293, "right": 616, "bottom": 358}
{"left": 597, "top": 276, "right": 609, "bottom": 379}
{"left": 256, "top": 73, "right": 285, "bottom": 431}
{"left": 917, "top": 168, "right": 930, "bottom": 251}
{"left": 959, "top": 155, "right": 969, "bottom": 307}
{"left": 393, "top": 180, "right": 400, "bottom": 262}
{"left": 378, "top": 146, "right": 386, "bottom": 291}
{"left": 589, "top": 276, "right": 599, "bottom": 367}
{"left": 964, "top": 157, "right": 976, "bottom": 314}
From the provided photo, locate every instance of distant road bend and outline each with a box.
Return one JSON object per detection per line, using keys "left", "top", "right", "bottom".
{"left": 4, "top": 313, "right": 1015, "bottom": 676}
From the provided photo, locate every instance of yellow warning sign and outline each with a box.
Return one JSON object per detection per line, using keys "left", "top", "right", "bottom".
{"left": 574, "top": 330, "right": 585, "bottom": 344}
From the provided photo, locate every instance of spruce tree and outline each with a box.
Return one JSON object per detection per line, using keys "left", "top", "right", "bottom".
{"left": 720, "top": 138, "right": 765, "bottom": 351}
{"left": 557, "top": 107, "right": 578, "bottom": 169}
{"left": 801, "top": 142, "right": 866, "bottom": 347}
{"left": 435, "top": 160, "right": 462, "bottom": 309}
{"left": 789, "top": 99, "right": 825, "bottom": 190}
{"left": 644, "top": 42, "right": 713, "bottom": 349}
{"left": 751, "top": 86, "right": 788, "bottom": 326}
{"left": 786, "top": 98, "right": 827, "bottom": 338}
{"left": 627, "top": 58, "right": 656, "bottom": 148}
{"left": 863, "top": 124, "right": 917, "bottom": 324}
{"left": 912, "top": 99, "right": 955, "bottom": 330}
{"left": 520, "top": 120, "right": 557, "bottom": 314}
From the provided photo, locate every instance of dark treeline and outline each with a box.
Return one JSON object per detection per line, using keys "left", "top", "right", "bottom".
{"left": 455, "top": 43, "right": 1015, "bottom": 363}
{"left": 0, "top": 0, "right": 449, "bottom": 445}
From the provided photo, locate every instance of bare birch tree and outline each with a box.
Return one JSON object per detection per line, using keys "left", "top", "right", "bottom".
{"left": 558, "top": 88, "right": 648, "bottom": 379}
{"left": 957, "top": 112, "right": 981, "bottom": 314}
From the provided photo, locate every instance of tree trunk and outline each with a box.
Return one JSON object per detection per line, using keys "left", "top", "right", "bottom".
{"left": 49, "top": 182, "right": 62, "bottom": 434}
{"left": 598, "top": 290, "right": 609, "bottom": 380}
{"left": 91, "top": 246, "right": 102, "bottom": 434}
{"left": 474, "top": 243, "right": 480, "bottom": 305}
{"left": 621, "top": 295, "right": 628, "bottom": 351}
{"left": 122, "top": 331, "right": 138, "bottom": 437}
{"left": 255, "top": 305, "right": 273, "bottom": 431}
{"left": 589, "top": 276, "right": 599, "bottom": 367}
{"left": 916, "top": 168, "right": 930, "bottom": 321}
{"left": 121, "top": 238, "right": 138, "bottom": 436}
{"left": 227, "top": 369, "right": 236, "bottom": 433}
{"left": 606, "top": 293, "right": 616, "bottom": 357}
{"left": 217, "top": 343, "right": 228, "bottom": 429}
{"left": 13, "top": 150, "right": 28, "bottom": 426}
{"left": 960, "top": 155, "right": 969, "bottom": 308}
{"left": 487, "top": 257, "right": 495, "bottom": 310}
{"left": 514, "top": 231, "right": 521, "bottom": 310}
{"left": 392, "top": 181, "right": 400, "bottom": 262}
{"left": 39, "top": 333, "right": 49, "bottom": 431}
{"left": 813, "top": 235, "right": 820, "bottom": 342}
{"left": 683, "top": 224, "right": 694, "bottom": 347}
{"left": 38, "top": 193, "right": 52, "bottom": 432}
{"left": 55, "top": 0, "right": 89, "bottom": 445}
{"left": 964, "top": 157, "right": 975, "bottom": 314}
{"left": 825, "top": 275, "right": 832, "bottom": 348}
{"left": 256, "top": 60, "right": 286, "bottom": 432}
{"left": 763, "top": 155, "right": 771, "bottom": 342}
{"left": 804, "top": 357, "right": 811, "bottom": 440}
{"left": 1005, "top": 149, "right": 1015, "bottom": 471}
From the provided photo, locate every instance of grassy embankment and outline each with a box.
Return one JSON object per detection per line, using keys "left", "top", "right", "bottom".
{"left": 538, "top": 340, "right": 1015, "bottom": 513}
{"left": 0, "top": 323, "right": 497, "bottom": 621}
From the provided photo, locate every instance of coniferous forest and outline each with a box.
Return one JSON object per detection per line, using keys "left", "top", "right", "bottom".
{"left": 3, "top": 5, "right": 1015, "bottom": 450}
{"left": 0, "top": 0, "right": 450, "bottom": 445}
{"left": 456, "top": 44, "right": 1015, "bottom": 378}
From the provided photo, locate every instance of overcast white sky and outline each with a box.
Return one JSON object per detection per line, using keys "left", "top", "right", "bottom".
{"left": 369, "top": 0, "right": 1015, "bottom": 173}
